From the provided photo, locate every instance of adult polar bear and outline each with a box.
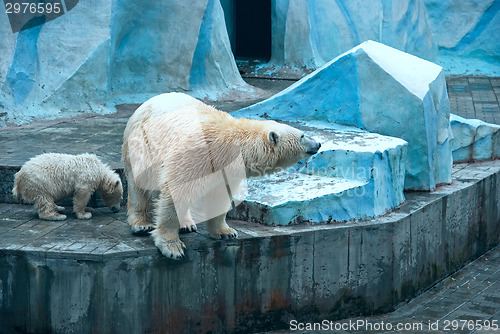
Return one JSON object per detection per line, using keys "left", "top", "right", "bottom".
{"left": 122, "top": 93, "right": 321, "bottom": 259}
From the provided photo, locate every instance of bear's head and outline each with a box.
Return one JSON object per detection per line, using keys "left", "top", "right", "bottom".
{"left": 246, "top": 120, "right": 321, "bottom": 177}
{"left": 100, "top": 173, "right": 123, "bottom": 213}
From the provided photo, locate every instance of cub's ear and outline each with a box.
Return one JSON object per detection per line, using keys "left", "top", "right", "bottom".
{"left": 268, "top": 131, "right": 279, "bottom": 145}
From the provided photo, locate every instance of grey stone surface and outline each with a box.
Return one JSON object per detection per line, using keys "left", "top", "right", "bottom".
{"left": 448, "top": 77, "right": 500, "bottom": 124}
{"left": 260, "top": 241, "right": 500, "bottom": 334}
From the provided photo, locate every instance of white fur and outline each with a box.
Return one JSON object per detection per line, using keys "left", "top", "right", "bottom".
{"left": 13, "top": 153, "right": 123, "bottom": 220}
{"left": 122, "top": 93, "right": 320, "bottom": 259}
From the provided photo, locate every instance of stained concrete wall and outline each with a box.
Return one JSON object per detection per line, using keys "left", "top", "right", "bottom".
{"left": 1, "top": 162, "right": 499, "bottom": 333}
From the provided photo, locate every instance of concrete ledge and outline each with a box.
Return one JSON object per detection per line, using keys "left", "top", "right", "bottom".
{"left": 0, "top": 161, "right": 499, "bottom": 333}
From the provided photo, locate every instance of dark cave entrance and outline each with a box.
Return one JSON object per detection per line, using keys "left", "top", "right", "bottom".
{"left": 223, "top": 0, "right": 272, "bottom": 61}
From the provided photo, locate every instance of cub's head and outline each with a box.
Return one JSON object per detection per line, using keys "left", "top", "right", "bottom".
{"left": 100, "top": 173, "right": 123, "bottom": 213}
{"left": 246, "top": 121, "right": 321, "bottom": 177}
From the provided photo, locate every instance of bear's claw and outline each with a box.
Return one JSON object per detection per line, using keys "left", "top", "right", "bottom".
{"left": 212, "top": 228, "right": 238, "bottom": 240}
{"left": 179, "top": 224, "right": 197, "bottom": 233}
{"left": 154, "top": 237, "right": 186, "bottom": 259}
{"left": 131, "top": 224, "right": 155, "bottom": 235}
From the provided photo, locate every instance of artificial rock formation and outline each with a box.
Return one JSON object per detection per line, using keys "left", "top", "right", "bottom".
{"left": 450, "top": 114, "right": 500, "bottom": 163}
{"left": 229, "top": 122, "right": 407, "bottom": 225}
{"left": 236, "top": 41, "right": 452, "bottom": 191}
{"left": 0, "top": 0, "right": 254, "bottom": 126}
{"left": 423, "top": 0, "right": 500, "bottom": 60}
{"left": 266, "top": 0, "right": 436, "bottom": 70}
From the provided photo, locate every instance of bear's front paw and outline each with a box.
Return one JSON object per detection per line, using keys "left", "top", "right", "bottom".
{"left": 76, "top": 212, "right": 92, "bottom": 220}
{"left": 211, "top": 227, "right": 238, "bottom": 240}
{"left": 55, "top": 205, "right": 65, "bottom": 212}
{"left": 154, "top": 236, "right": 186, "bottom": 259}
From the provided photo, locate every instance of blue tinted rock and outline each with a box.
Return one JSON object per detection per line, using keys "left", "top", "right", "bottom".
{"left": 260, "top": 0, "right": 436, "bottom": 72}
{"left": 450, "top": 114, "right": 500, "bottom": 163}
{"left": 235, "top": 41, "right": 452, "bottom": 190}
{"left": 423, "top": 0, "right": 500, "bottom": 60}
{"left": 228, "top": 122, "right": 407, "bottom": 225}
{"left": 0, "top": 0, "right": 254, "bottom": 126}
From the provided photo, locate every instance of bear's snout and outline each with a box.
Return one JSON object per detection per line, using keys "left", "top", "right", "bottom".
{"left": 111, "top": 206, "right": 120, "bottom": 213}
{"left": 307, "top": 142, "right": 321, "bottom": 155}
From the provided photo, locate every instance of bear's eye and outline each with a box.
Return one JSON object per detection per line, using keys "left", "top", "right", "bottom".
{"left": 300, "top": 134, "right": 305, "bottom": 139}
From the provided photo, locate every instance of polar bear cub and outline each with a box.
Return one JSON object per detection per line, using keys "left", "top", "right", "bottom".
{"left": 122, "top": 93, "right": 321, "bottom": 259}
{"left": 13, "top": 153, "right": 123, "bottom": 220}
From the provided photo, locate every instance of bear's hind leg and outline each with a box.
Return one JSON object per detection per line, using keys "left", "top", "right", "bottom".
{"left": 127, "top": 177, "right": 155, "bottom": 234}
{"left": 36, "top": 196, "right": 67, "bottom": 221}
{"left": 151, "top": 192, "right": 185, "bottom": 259}
{"left": 206, "top": 213, "right": 238, "bottom": 239}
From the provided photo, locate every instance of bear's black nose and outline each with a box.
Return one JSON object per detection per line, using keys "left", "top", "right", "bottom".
{"left": 307, "top": 142, "right": 321, "bottom": 154}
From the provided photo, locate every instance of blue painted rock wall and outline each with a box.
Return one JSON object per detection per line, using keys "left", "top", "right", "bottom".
{"left": 0, "top": 0, "right": 253, "bottom": 126}
{"left": 423, "top": 0, "right": 500, "bottom": 60}
{"left": 266, "top": 0, "right": 437, "bottom": 70}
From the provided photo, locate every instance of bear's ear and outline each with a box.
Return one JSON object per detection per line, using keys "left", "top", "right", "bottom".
{"left": 114, "top": 180, "right": 120, "bottom": 189}
{"left": 268, "top": 131, "right": 279, "bottom": 146}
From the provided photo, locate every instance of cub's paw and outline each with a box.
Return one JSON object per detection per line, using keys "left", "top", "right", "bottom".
{"left": 154, "top": 236, "right": 186, "bottom": 259}
{"left": 55, "top": 205, "right": 65, "bottom": 212}
{"left": 76, "top": 212, "right": 92, "bottom": 220}
{"left": 211, "top": 227, "right": 238, "bottom": 240}
{"left": 85, "top": 207, "right": 94, "bottom": 212}
{"left": 40, "top": 213, "right": 67, "bottom": 221}
{"left": 131, "top": 223, "right": 155, "bottom": 235}
{"left": 179, "top": 223, "right": 197, "bottom": 233}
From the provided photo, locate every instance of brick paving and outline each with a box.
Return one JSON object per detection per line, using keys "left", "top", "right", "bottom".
{"left": 341, "top": 246, "right": 500, "bottom": 334}
{"left": 447, "top": 76, "right": 500, "bottom": 125}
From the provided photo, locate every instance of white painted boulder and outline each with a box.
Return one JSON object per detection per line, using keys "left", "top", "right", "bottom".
{"left": 235, "top": 41, "right": 452, "bottom": 191}
{"left": 450, "top": 114, "right": 500, "bottom": 163}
